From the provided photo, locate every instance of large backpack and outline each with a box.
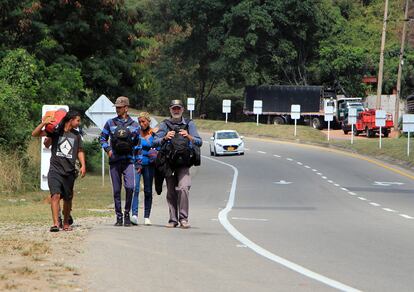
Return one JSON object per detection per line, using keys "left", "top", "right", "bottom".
{"left": 111, "top": 119, "right": 134, "bottom": 155}
{"left": 164, "top": 119, "right": 200, "bottom": 168}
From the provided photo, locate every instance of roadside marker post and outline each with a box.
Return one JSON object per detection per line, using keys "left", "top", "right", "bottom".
{"left": 253, "top": 100, "right": 263, "bottom": 126}
{"left": 348, "top": 108, "right": 358, "bottom": 145}
{"left": 85, "top": 95, "right": 116, "bottom": 186}
{"left": 222, "top": 99, "right": 231, "bottom": 123}
{"left": 375, "top": 110, "right": 386, "bottom": 149}
{"left": 324, "top": 106, "right": 334, "bottom": 141}
{"left": 41, "top": 105, "right": 69, "bottom": 191}
{"left": 187, "top": 97, "right": 195, "bottom": 120}
{"left": 403, "top": 114, "right": 414, "bottom": 156}
{"left": 291, "top": 104, "right": 301, "bottom": 137}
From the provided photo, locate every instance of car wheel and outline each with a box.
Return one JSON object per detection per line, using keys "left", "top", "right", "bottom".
{"left": 214, "top": 147, "right": 218, "bottom": 156}
{"left": 240, "top": 152, "right": 244, "bottom": 156}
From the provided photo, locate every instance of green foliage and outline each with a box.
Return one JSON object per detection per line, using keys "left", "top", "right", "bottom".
{"left": 0, "top": 81, "right": 31, "bottom": 151}
{"left": 82, "top": 139, "right": 102, "bottom": 173}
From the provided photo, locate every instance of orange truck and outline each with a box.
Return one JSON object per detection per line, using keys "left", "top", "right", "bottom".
{"left": 353, "top": 109, "right": 393, "bottom": 137}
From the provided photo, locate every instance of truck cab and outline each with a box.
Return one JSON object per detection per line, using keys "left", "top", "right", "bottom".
{"left": 337, "top": 98, "right": 364, "bottom": 134}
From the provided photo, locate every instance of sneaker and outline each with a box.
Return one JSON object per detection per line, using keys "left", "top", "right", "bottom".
{"left": 180, "top": 221, "right": 191, "bottom": 229}
{"left": 124, "top": 213, "right": 131, "bottom": 227}
{"left": 144, "top": 218, "right": 152, "bottom": 226}
{"left": 114, "top": 217, "right": 123, "bottom": 226}
{"left": 131, "top": 215, "right": 138, "bottom": 226}
{"left": 165, "top": 222, "right": 178, "bottom": 228}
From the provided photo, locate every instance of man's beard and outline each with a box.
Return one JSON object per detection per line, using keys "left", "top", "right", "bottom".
{"left": 171, "top": 113, "right": 182, "bottom": 119}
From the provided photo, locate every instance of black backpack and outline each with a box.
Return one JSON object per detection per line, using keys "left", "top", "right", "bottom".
{"left": 164, "top": 119, "right": 200, "bottom": 168}
{"left": 112, "top": 119, "right": 134, "bottom": 155}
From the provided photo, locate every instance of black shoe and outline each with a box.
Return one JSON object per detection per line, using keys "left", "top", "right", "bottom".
{"left": 114, "top": 217, "right": 123, "bottom": 226}
{"left": 124, "top": 213, "right": 131, "bottom": 227}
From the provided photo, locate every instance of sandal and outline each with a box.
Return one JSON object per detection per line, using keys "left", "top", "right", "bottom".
{"left": 63, "top": 224, "right": 73, "bottom": 231}
{"left": 50, "top": 226, "right": 60, "bottom": 232}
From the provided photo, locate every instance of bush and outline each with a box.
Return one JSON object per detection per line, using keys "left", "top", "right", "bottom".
{"left": 82, "top": 139, "right": 102, "bottom": 173}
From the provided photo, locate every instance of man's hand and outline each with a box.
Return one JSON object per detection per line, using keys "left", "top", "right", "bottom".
{"left": 136, "top": 167, "right": 142, "bottom": 174}
{"left": 43, "top": 116, "right": 56, "bottom": 125}
{"left": 179, "top": 129, "right": 193, "bottom": 141}
{"left": 107, "top": 150, "right": 113, "bottom": 158}
{"left": 164, "top": 131, "right": 175, "bottom": 141}
{"left": 80, "top": 166, "right": 86, "bottom": 178}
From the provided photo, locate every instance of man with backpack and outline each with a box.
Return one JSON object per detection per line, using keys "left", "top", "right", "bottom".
{"left": 154, "top": 100, "right": 202, "bottom": 229}
{"left": 100, "top": 96, "right": 141, "bottom": 227}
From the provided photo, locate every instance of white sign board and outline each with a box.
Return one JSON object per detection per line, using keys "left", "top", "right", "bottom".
{"left": 222, "top": 99, "right": 231, "bottom": 113}
{"left": 253, "top": 100, "right": 263, "bottom": 115}
{"left": 187, "top": 98, "right": 195, "bottom": 111}
{"left": 403, "top": 114, "right": 414, "bottom": 132}
{"left": 324, "top": 106, "right": 334, "bottom": 122}
{"left": 41, "top": 105, "right": 69, "bottom": 191}
{"left": 291, "top": 104, "right": 301, "bottom": 120}
{"left": 375, "top": 110, "right": 386, "bottom": 127}
{"left": 85, "top": 95, "right": 116, "bottom": 130}
{"left": 348, "top": 108, "right": 357, "bottom": 125}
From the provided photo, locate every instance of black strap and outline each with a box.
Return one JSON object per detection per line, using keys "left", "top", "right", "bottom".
{"left": 164, "top": 118, "right": 191, "bottom": 131}
{"left": 112, "top": 118, "right": 134, "bottom": 127}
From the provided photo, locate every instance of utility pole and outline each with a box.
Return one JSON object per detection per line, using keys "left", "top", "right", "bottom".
{"left": 376, "top": 0, "right": 389, "bottom": 109}
{"left": 394, "top": 0, "right": 410, "bottom": 131}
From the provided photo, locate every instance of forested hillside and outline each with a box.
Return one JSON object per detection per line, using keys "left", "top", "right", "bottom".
{"left": 0, "top": 0, "right": 412, "bottom": 191}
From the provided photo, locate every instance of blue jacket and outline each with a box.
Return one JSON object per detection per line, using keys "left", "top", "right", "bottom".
{"left": 99, "top": 116, "right": 141, "bottom": 169}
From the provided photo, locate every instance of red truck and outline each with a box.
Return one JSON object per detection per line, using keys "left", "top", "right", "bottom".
{"left": 353, "top": 109, "right": 393, "bottom": 137}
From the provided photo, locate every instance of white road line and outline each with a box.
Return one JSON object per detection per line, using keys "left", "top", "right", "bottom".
{"left": 286, "top": 158, "right": 294, "bottom": 161}
{"left": 304, "top": 165, "right": 311, "bottom": 169}
{"left": 341, "top": 188, "right": 349, "bottom": 192}
{"left": 322, "top": 176, "right": 327, "bottom": 179}
{"left": 348, "top": 192, "right": 357, "bottom": 196}
{"left": 273, "top": 154, "right": 281, "bottom": 158}
{"left": 400, "top": 214, "right": 414, "bottom": 219}
{"left": 312, "top": 169, "right": 318, "bottom": 172}
{"left": 370, "top": 203, "right": 381, "bottom": 207}
{"left": 203, "top": 155, "right": 361, "bottom": 292}
{"left": 383, "top": 208, "right": 396, "bottom": 212}
{"left": 245, "top": 148, "right": 250, "bottom": 151}
{"left": 334, "top": 184, "right": 341, "bottom": 187}
{"left": 317, "top": 173, "right": 323, "bottom": 176}
{"left": 297, "top": 162, "right": 303, "bottom": 165}
{"left": 232, "top": 217, "right": 269, "bottom": 222}
{"left": 358, "top": 197, "right": 368, "bottom": 201}
{"left": 258, "top": 151, "right": 267, "bottom": 154}
{"left": 328, "top": 180, "right": 334, "bottom": 183}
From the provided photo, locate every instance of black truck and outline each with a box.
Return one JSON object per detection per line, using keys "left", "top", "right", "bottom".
{"left": 243, "top": 85, "right": 338, "bottom": 129}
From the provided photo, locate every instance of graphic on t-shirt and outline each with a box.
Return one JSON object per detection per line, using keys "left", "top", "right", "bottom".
{"left": 56, "top": 136, "right": 74, "bottom": 159}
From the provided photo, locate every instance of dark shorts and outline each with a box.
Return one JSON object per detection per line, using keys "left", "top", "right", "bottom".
{"left": 48, "top": 171, "right": 75, "bottom": 201}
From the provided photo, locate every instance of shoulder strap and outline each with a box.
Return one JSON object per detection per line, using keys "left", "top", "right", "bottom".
{"left": 164, "top": 119, "right": 175, "bottom": 131}
{"left": 112, "top": 118, "right": 121, "bottom": 127}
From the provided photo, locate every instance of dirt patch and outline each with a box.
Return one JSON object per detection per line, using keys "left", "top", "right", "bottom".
{"left": 0, "top": 217, "right": 108, "bottom": 291}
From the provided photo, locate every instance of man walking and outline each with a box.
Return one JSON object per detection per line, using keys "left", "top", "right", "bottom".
{"left": 154, "top": 100, "right": 202, "bottom": 228}
{"left": 100, "top": 96, "right": 141, "bottom": 226}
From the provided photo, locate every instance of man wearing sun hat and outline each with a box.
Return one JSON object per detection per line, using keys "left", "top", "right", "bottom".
{"left": 99, "top": 96, "right": 141, "bottom": 227}
{"left": 153, "top": 99, "right": 202, "bottom": 229}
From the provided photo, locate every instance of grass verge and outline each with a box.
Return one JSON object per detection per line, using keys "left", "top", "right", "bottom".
{"left": 193, "top": 119, "right": 414, "bottom": 169}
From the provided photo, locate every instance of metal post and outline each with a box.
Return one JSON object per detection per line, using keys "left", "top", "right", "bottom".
{"left": 376, "top": 0, "right": 389, "bottom": 109}
{"left": 328, "top": 121, "right": 330, "bottom": 141}
{"left": 395, "top": 0, "right": 409, "bottom": 130}
{"left": 225, "top": 112, "right": 228, "bottom": 124}
{"left": 294, "top": 119, "right": 297, "bottom": 136}
{"left": 102, "top": 148, "right": 105, "bottom": 186}
{"left": 256, "top": 114, "right": 259, "bottom": 126}
{"left": 408, "top": 131, "right": 411, "bottom": 156}
{"left": 190, "top": 110, "right": 193, "bottom": 120}
{"left": 351, "top": 124, "right": 354, "bottom": 145}
{"left": 379, "top": 126, "right": 383, "bottom": 149}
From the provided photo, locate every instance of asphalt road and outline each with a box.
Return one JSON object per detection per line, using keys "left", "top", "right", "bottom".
{"left": 80, "top": 133, "right": 414, "bottom": 292}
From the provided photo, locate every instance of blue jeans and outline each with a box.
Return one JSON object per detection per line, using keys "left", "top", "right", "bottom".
{"left": 132, "top": 165, "right": 155, "bottom": 218}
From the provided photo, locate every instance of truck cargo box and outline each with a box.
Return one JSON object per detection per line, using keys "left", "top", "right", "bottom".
{"left": 244, "top": 85, "right": 323, "bottom": 113}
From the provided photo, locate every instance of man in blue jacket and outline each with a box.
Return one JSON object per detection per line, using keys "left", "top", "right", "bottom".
{"left": 100, "top": 96, "right": 141, "bottom": 226}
